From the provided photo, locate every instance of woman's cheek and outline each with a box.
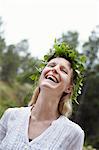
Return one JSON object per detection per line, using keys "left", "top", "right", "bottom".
{"left": 42, "top": 67, "right": 49, "bottom": 75}
{"left": 39, "top": 67, "right": 50, "bottom": 84}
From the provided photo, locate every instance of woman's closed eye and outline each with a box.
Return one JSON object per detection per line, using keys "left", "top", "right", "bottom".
{"left": 47, "top": 63, "right": 56, "bottom": 67}
{"left": 60, "top": 66, "right": 68, "bottom": 74}
{"left": 61, "top": 69, "right": 67, "bottom": 74}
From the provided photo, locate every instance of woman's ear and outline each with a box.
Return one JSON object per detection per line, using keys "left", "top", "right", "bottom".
{"left": 61, "top": 84, "right": 73, "bottom": 100}
{"left": 65, "top": 85, "right": 73, "bottom": 94}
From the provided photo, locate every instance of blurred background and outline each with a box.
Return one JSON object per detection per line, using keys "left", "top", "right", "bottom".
{"left": 0, "top": 0, "right": 99, "bottom": 149}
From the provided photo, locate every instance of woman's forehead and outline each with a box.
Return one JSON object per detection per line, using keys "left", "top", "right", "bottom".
{"left": 48, "top": 57, "right": 71, "bottom": 67}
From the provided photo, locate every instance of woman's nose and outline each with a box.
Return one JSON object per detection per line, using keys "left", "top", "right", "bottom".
{"left": 51, "top": 65, "right": 60, "bottom": 73}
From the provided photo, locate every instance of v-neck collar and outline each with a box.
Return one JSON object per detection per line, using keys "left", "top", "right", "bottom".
{"left": 24, "top": 107, "right": 63, "bottom": 145}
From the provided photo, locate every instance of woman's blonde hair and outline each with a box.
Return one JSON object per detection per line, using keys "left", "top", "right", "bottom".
{"left": 28, "top": 86, "right": 72, "bottom": 117}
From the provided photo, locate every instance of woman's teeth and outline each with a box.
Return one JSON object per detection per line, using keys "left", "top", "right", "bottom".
{"left": 46, "top": 75, "right": 58, "bottom": 83}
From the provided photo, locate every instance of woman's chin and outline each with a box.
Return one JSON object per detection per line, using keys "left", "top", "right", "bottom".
{"left": 40, "top": 79, "right": 58, "bottom": 90}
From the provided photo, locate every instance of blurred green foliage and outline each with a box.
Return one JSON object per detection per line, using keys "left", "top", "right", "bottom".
{"left": 83, "top": 145, "right": 97, "bottom": 150}
{"left": 0, "top": 81, "right": 32, "bottom": 117}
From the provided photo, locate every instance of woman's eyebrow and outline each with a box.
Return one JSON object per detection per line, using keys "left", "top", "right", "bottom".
{"left": 61, "top": 64, "right": 72, "bottom": 73}
{"left": 48, "top": 62, "right": 56, "bottom": 65}
{"left": 61, "top": 65, "right": 69, "bottom": 72}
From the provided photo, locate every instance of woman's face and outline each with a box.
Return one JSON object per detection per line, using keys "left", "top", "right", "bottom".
{"left": 39, "top": 57, "right": 73, "bottom": 97}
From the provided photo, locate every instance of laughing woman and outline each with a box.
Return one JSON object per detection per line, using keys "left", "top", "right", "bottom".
{"left": 0, "top": 41, "right": 86, "bottom": 150}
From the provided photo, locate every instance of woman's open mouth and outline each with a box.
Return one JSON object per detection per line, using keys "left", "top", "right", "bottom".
{"left": 45, "top": 75, "right": 59, "bottom": 83}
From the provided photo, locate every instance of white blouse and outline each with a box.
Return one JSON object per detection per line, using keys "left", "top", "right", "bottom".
{"left": 0, "top": 107, "right": 84, "bottom": 150}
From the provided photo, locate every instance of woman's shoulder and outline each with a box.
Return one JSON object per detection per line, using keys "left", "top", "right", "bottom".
{"left": 4, "top": 106, "right": 29, "bottom": 114}
{"left": 60, "top": 115, "right": 84, "bottom": 136}
{"left": 2, "top": 106, "right": 30, "bottom": 120}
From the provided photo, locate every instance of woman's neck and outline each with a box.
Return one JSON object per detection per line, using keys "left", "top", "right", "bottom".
{"left": 31, "top": 89, "right": 60, "bottom": 122}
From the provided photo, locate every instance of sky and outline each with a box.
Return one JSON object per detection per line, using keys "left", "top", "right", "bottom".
{"left": 0, "top": 0, "right": 99, "bottom": 58}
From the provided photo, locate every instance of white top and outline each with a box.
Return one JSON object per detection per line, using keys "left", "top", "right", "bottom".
{"left": 0, "top": 107, "right": 84, "bottom": 150}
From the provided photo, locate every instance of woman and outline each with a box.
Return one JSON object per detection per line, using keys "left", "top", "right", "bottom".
{"left": 0, "top": 42, "right": 85, "bottom": 149}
